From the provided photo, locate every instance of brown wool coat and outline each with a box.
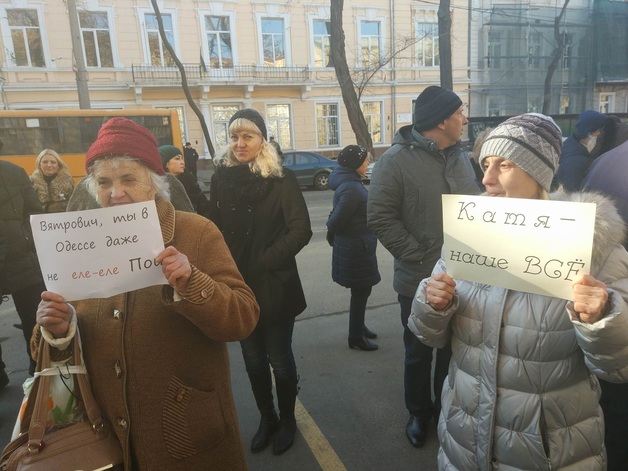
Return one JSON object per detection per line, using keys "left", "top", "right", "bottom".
{"left": 30, "top": 171, "right": 74, "bottom": 213}
{"left": 32, "top": 198, "right": 259, "bottom": 470}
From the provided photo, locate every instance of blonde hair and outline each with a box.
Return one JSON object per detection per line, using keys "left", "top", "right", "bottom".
{"left": 84, "top": 156, "right": 170, "bottom": 202}
{"left": 214, "top": 117, "right": 284, "bottom": 178}
{"left": 33, "top": 149, "right": 71, "bottom": 176}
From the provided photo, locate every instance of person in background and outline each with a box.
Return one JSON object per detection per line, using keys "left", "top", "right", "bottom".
{"left": 0, "top": 160, "right": 45, "bottom": 379}
{"left": 29, "top": 149, "right": 74, "bottom": 213}
{"left": 159, "top": 145, "right": 211, "bottom": 218}
{"left": 35, "top": 117, "right": 259, "bottom": 470}
{"left": 591, "top": 115, "right": 628, "bottom": 158}
{"left": 269, "top": 136, "right": 284, "bottom": 162}
{"left": 208, "top": 108, "right": 312, "bottom": 456}
{"left": 367, "top": 86, "right": 480, "bottom": 448}
{"left": 410, "top": 113, "right": 628, "bottom": 470}
{"left": 553, "top": 109, "right": 607, "bottom": 191}
{"left": 582, "top": 139, "right": 628, "bottom": 471}
{"left": 183, "top": 141, "right": 200, "bottom": 178}
{"left": 327, "top": 145, "right": 381, "bottom": 351}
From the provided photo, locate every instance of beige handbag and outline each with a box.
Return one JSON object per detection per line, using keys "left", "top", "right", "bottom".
{"left": 0, "top": 331, "right": 123, "bottom": 471}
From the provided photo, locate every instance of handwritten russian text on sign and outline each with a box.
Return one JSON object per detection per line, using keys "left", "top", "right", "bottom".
{"left": 442, "top": 194, "right": 596, "bottom": 300}
{"left": 31, "top": 201, "right": 167, "bottom": 301}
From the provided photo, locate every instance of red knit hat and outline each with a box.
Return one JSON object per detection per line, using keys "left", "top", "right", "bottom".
{"left": 85, "top": 117, "right": 166, "bottom": 175}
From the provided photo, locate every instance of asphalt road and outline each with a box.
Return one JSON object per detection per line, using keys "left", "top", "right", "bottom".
{"left": 0, "top": 187, "right": 441, "bottom": 471}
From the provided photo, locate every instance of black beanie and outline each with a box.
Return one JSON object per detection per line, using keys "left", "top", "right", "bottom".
{"left": 413, "top": 86, "right": 463, "bottom": 133}
{"left": 338, "top": 145, "right": 368, "bottom": 170}
{"left": 158, "top": 145, "right": 183, "bottom": 170}
{"left": 228, "top": 108, "right": 268, "bottom": 140}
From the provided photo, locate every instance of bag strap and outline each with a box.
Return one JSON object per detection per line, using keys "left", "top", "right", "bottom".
{"left": 25, "top": 330, "right": 106, "bottom": 451}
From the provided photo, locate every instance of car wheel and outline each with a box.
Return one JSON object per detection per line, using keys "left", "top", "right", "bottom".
{"left": 314, "top": 172, "right": 330, "bottom": 190}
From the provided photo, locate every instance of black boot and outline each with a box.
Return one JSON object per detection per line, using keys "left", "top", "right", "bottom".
{"left": 363, "top": 325, "right": 377, "bottom": 339}
{"left": 248, "top": 370, "right": 280, "bottom": 453}
{"left": 273, "top": 375, "right": 299, "bottom": 455}
{"left": 348, "top": 336, "right": 378, "bottom": 351}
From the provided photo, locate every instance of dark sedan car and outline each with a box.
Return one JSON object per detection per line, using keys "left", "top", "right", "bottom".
{"left": 282, "top": 151, "right": 338, "bottom": 190}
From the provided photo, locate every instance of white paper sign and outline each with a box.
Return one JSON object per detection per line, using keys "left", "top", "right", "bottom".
{"left": 31, "top": 201, "right": 168, "bottom": 301}
{"left": 442, "top": 194, "right": 596, "bottom": 300}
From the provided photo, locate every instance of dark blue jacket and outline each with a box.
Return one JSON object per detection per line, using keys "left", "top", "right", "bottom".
{"left": 554, "top": 135, "right": 593, "bottom": 191}
{"left": 327, "top": 166, "right": 380, "bottom": 289}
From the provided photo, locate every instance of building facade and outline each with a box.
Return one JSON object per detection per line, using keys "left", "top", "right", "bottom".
{"left": 0, "top": 0, "right": 470, "bottom": 158}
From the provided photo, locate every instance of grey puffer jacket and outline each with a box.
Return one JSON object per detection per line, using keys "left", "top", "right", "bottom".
{"left": 367, "top": 125, "right": 480, "bottom": 297}
{"left": 409, "top": 190, "right": 628, "bottom": 470}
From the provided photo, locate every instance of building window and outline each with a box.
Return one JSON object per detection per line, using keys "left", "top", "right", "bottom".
{"left": 7, "top": 9, "right": 45, "bottom": 67}
{"left": 266, "top": 104, "right": 292, "bottom": 150}
{"left": 361, "top": 102, "right": 382, "bottom": 144}
{"left": 527, "top": 32, "right": 541, "bottom": 69}
{"left": 213, "top": 105, "right": 241, "bottom": 149}
{"left": 488, "top": 97, "right": 503, "bottom": 117}
{"left": 144, "top": 13, "right": 175, "bottom": 66}
{"left": 316, "top": 103, "right": 339, "bottom": 147}
{"left": 262, "top": 18, "right": 285, "bottom": 66}
{"left": 79, "top": 11, "right": 113, "bottom": 67}
{"left": 313, "top": 20, "right": 332, "bottom": 68}
{"left": 360, "top": 20, "right": 381, "bottom": 68}
{"left": 415, "top": 9, "right": 439, "bottom": 67}
{"left": 488, "top": 31, "right": 501, "bottom": 69}
{"left": 527, "top": 97, "right": 541, "bottom": 113}
{"left": 205, "top": 16, "right": 233, "bottom": 69}
{"left": 599, "top": 93, "right": 614, "bottom": 113}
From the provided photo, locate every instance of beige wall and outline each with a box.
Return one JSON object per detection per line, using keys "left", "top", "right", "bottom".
{"left": 0, "top": 0, "right": 470, "bottom": 158}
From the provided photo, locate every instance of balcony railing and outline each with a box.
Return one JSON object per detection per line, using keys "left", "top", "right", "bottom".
{"left": 132, "top": 64, "right": 311, "bottom": 83}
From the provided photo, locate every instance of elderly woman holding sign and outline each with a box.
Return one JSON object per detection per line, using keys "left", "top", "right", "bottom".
{"left": 34, "top": 118, "right": 259, "bottom": 470}
{"left": 409, "top": 113, "right": 628, "bottom": 470}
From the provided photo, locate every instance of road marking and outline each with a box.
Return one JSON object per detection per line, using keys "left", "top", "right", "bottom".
{"left": 295, "top": 397, "right": 347, "bottom": 471}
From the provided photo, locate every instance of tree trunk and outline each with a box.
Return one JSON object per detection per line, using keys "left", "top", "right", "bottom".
{"left": 330, "top": 0, "right": 373, "bottom": 154}
{"left": 150, "top": 0, "right": 215, "bottom": 157}
{"left": 542, "top": 0, "right": 571, "bottom": 114}
{"left": 438, "top": 0, "right": 453, "bottom": 90}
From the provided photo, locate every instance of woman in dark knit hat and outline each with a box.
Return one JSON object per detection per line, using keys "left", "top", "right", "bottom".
{"left": 208, "top": 108, "right": 312, "bottom": 456}
{"left": 408, "top": 113, "right": 628, "bottom": 471}
{"left": 327, "top": 145, "right": 381, "bottom": 351}
{"left": 158, "top": 144, "right": 211, "bottom": 218}
{"left": 34, "top": 117, "right": 259, "bottom": 471}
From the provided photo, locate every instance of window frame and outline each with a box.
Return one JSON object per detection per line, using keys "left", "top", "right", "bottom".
{"left": 310, "top": 18, "right": 333, "bottom": 69}
{"left": 256, "top": 12, "right": 292, "bottom": 67}
{"left": 361, "top": 101, "right": 384, "bottom": 144}
{"left": 315, "top": 102, "right": 340, "bottom": 148}
{"left": 0, "top": 4, "right": 50, "bottom": 68}
{"left": 358, "top": 19, "right": 382, "bottom": 69}
{"left": 137, "top": 7, "right": 180, "bottom": 67}
{"left": 201, "top": 12, "right": 236, "bottom": 69}
{"left": 414, "top": 7, "right": 440, "bottom": 68}
{"left": 212, "top": 104, "right": 242, "bottom": 149}
{"left": 77, "top": 6, "right": 119, "bottom": 68}
{"left": 266, "top": 103, "right": 293, "bottom": 150}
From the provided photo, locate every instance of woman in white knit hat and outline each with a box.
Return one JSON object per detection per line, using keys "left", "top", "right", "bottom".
{"left": 408, "top": 113, "right": 628, "bottom": 470}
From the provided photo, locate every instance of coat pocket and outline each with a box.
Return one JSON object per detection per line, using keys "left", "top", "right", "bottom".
{"left": 162, "top": 376, "right": 227, "bottom": 459}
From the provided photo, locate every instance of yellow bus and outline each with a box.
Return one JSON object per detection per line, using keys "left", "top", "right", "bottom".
{"left": 0, "top": 109, "right": 183, "bottom": 180}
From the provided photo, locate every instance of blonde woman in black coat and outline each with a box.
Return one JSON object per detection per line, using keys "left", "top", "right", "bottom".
{"left": 208, "top": 108, "right": 312, "bottom": 456}
{"left": 327, "top": 145, "right": 381, "bottom": 351}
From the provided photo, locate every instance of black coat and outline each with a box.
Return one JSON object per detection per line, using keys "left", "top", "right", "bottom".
{"left": 208, "top": 165, "right": 312, "bottom": 327}
{"left": 327, "top": 166, "right": 380, "bottom": 289}
{"left": 176, "top": 170, "right": 211, "bottom": 218}
{"left": 0, "top": 161, "right": 44, "bottom": 294}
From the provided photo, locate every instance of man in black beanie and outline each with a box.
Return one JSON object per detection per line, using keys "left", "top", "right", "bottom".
{"left": 367, "top": 86, "right": 480, "bottom": 448}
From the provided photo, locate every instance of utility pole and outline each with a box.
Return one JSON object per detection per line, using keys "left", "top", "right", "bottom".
{"left": 67, "top": 0, "right": 91, "bottom": 109}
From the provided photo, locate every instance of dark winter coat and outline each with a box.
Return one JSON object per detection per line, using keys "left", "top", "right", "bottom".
{"left": 553, "top": 135, "right": 593, "bottom": 191}
{"left": 327, "top": 166, "right": 380, "bottom": 288}
{"left": 0, "top": 161, "right": 44, "bottom": 294}
{"left": 176, "top": 170, "right": 211, "bottom": 218}
{"left": 208, "top": 164, "right": 312, "bottom": 327}
{"left": 583, "top": 140, "right": 628, "bottom": 249}
{"left": 367, "top": 125, "right": 480, "bottom": 297}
